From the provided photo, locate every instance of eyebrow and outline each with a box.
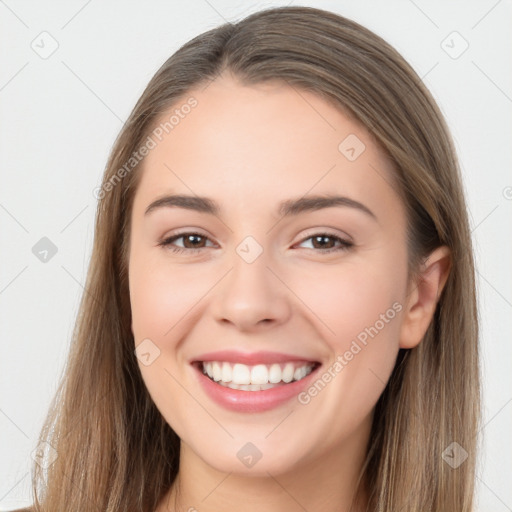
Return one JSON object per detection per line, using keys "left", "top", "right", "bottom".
{"left": 144, "top": 194, "right": 377, "bottom": 220}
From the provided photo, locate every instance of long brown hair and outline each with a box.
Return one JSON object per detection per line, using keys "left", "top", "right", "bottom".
{"left": 27, "top": 6, "right": 479, "bottom": 511}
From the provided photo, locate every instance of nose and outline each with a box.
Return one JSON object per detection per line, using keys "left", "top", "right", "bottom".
{"left": 210, "top": 250, "right": 292, "bottom": 332}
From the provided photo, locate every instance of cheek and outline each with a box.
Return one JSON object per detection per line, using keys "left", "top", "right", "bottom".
{"left": 288, "top": 252, "right": 406, "bottom": 428}
{"left": 128, "top": 246, "right": 212, "bottom": 430}
{"left": 292, "top": 252, "right": 406, "bottom": 349}
{"left": 129, "top": 246, "right": 216, "bottom": 345}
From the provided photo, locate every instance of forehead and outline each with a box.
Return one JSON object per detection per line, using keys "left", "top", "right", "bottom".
{"left": 133, "top": 74, "right": 401, "bottom": 218}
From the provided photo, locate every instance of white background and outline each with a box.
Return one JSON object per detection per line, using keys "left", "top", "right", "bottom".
{"left": 1, "top": 0, "right": 511, "bottom": 510}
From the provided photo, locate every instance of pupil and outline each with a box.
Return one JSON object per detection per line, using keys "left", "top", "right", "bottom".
{"left": 314, "top": 235, "right": 333, "bottom": 249}
{"left": 186, "top": 235, "right": 202, "bottom": 247}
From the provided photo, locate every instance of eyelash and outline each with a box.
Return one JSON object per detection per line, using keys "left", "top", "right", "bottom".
{"left": 158, "top": 231, "right": 353, "bottom": 255}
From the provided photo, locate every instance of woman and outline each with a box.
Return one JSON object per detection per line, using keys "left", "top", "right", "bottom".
{"left": 22, "top": 5, "right": 479, "bottom": 511}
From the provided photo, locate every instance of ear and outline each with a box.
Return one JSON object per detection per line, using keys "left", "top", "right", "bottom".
{"left": 399, "top": 246, "right": 451, "bottom": 349}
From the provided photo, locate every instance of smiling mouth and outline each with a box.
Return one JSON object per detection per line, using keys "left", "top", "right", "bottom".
{"left": 196, "top": 360, "right": 320, "bottom": 391}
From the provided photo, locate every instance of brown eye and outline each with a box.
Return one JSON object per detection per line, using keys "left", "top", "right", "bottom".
{"left": 159, "top": 232, "right": 215, "bottom": 254}
{"left": 180, "top": 234, "right": 207, "bottom": 248}
{"left": 297, "top": 233, "right": 353, "bottom": 254}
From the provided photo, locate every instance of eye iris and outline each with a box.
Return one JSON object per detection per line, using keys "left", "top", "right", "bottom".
{"left": 312, "top": 235, "right": 335, "bottom": 249}
{"left": 183, "top": 234, "right": 205, "bottom": 248}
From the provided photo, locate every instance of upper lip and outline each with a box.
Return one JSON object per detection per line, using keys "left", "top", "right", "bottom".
{"left": 191, "top": 350, "right": 320, "bottom": 365}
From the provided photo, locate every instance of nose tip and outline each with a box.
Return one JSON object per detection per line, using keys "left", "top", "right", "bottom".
{"left": 211, "top": 256, "right": 291, "bottom": 332}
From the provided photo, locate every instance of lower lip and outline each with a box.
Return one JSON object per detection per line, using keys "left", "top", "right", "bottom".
{"left": 193, "top": 364, "right": 320, "bottom": 413}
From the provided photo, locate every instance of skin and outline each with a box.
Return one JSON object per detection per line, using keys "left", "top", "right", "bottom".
{"left": 128, "top": 72, "right": 451, "bottom": 512}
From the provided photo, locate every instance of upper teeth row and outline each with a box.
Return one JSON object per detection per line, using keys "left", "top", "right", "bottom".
{"left": 202, "top": 361, "right": 315, "bottom": 385}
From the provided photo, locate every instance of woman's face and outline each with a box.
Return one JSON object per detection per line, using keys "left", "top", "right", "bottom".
{"left": 128, "top": 73, "right": 410, "bottom": 476}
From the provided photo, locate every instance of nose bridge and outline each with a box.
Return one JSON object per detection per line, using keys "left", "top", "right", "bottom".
{"left": 211, "top": 234, "right": 291, "bottom": 330}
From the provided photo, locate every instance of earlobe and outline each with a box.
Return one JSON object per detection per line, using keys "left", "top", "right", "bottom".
{"left": 399, "top": 246, "right": 452, "bottom": 349}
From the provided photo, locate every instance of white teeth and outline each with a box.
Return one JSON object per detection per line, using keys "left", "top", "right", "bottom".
{"left": 232, "top": 363, "right": 251, "bottom": 385}
{"left": 268, "top": 363, "right": 282, "bottom": 384}
{"left": 212, "top": 362, "right": 222, "bottom": 381}
{"left": 221, "top": 362, "right": 232, "bottom": 382}
{"left": 201, "top": 360, "right": 316, "bottom": 388}
{"left": 282, "top": 363, "right": 294, "bottom": 383}
{"left": 250, "top": 364, "right": 269, "bottom": 385}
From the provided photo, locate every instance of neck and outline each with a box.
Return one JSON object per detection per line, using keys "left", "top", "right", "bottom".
{"left": 157, "top": 419, "right": 371, "bottom": 512}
